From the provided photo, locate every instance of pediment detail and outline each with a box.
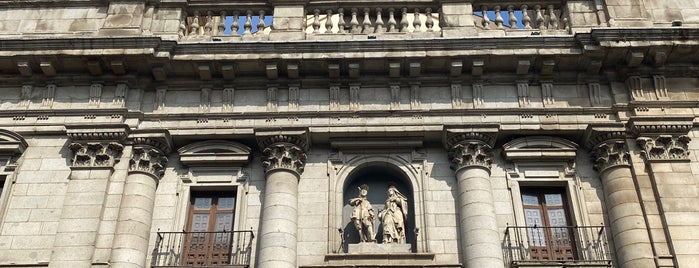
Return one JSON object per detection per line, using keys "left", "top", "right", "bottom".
{"left": 502, "top": 136, "right": 579, "bottom": 161}
{"left": 178, "top": 140, "right": 251, "bottom": 167}
{"left": 0, "top": 129, "right": 28, "bottom": 155}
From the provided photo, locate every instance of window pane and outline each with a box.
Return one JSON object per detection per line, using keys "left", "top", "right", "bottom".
{"left": 545, "top": 193, "right": 563, "bottom": 206}
{"left": 218, "top": 197, "right": 235, "bottom": 210}
{"left": 192, "top": 213, "right": 210, "bottom": 232}
{"left": 194, "top": 197, "right": 212, "bottom": 210}
{"left": 547, "top": 208, "right": 568, "bottom": 227}
{"left": 215, "top": 213, "right": 234, "bottom": 232}
{"left": 522, "top": 193, "right": 539, "bottom": 205}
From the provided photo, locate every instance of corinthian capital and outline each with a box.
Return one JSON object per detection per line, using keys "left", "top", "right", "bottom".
{"left": 636, "top": 135, "right": 691, "bottom": 161}
{"left": 66, "top": 124, "right": 129, "bottom": 168}
{"left": 129, "top": 146, "right": 168, "bottom": 179}
{"left": 261, "top": 141, "right": 307, "bottom": 175}
{"left": 448, "top": 140, "right": 493, "bottom": 172}
{"left": 591, "top": 140, "right": 631, "bottom": 173}
{"left": 127, "top": 129, "right": 172, "bottom": 180}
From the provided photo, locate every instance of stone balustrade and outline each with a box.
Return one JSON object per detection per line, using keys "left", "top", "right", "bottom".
{"left": 304, "top": 6, "right": 441, "bottom": 37}
{"left": 179, "top": 9, "right": 273, "bottom": 41}
{"left": 473, "top": 1, "right": 569, "bottom": 33}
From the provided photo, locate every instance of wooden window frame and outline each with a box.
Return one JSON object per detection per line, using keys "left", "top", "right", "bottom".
{"left": 521, "top": 187, "right": 577, "bottom": 261}
{"left": 183, "top": 191, "right": 237, "bottom": 266}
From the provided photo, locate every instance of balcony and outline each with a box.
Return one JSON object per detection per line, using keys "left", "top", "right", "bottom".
{"left": 152, "top": 230, "right": 255, "bottom": 268}
{"left": 504, "top": 226, "right": 611, "bottom": 267}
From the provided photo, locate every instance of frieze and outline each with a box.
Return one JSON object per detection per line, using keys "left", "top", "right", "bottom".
{"left": 636, "top": 135, "right": 691, "bottom": 161}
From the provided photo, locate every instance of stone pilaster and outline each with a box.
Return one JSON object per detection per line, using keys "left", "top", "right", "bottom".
{"left": 444, "top": 128, "right": 503, "bottom": 268}
{"left": 586, "top": 126, "right": 655, "bottom": 268}
{"left": 630, "top": 118, "right": 699, "bottom": 268}
{"left": 256, "top": 130, "right": 308, "bottom": 268}
{"left": 111, "top": 130, "right": 171, "bottom": 268}
{"left": 50, "top": 125, "right": 128, "bottom": 268}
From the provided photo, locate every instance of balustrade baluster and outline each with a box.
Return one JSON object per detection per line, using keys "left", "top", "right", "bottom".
{"left": 481, "top": 5, "right": 490, "bottom": 28}
{"left": 521, "top": 5, "right": 531, "bottom": 29}
{"left": 257, "top": 10, "right": 266, "bottom": 33}
{"left": 375, "top": 8, "right": 385, "bottom": 33}
{"left": 508, "top": 5, "right": 518, "bottom": 29}
{"left": 232, "top": 11, "right": 240, "bottom": 35}
{"left": 425, "top": 8, "right": 434, "bottom": 31}
{"left": 413, "top": 8, "right": 421, "bottom": 32}
{"left": 312, "top": 9, "right": 321, "bottom": 33}
{"left": 204, "top": 11, "right": 214, "bottom": 35}
{"left": 494, "top": 6, "right": 504, "bottom": 29}
{"left": 218, "top": 11, "right": 227, "bottom": 35}
{"left": 338, "top": 8, "right": 346, "bottom": 33}
{"left": 548, "top": 5, "right": 559, "bottom": 29}
{"left": 325, "top": 9, "right": 334, "bottom": 33}
{"left": 400, "top": 7, "right": 409, "bottom": 32}
{"left": 350, "top": 8, "right": 360, "bottom": 33}
{"left": 243, "top": 10, "right": 253, "bottom": 35}
{"left": 535, "top": 5, "right": 545, "bottom": 30}
{"left": 362, "top": 8, "right": 373, "bottom": 33}
{"left": 191, "top": 11, "right": 201, "bottom": 36}
{"left": 179, "top": 11, "right": 187, "bottom": 38}
{"left": 387, "top": 8, "right": 397, "bottom": 32}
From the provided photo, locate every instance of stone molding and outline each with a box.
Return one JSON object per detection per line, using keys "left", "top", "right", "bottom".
{"left": 636, "top": 135, "right": 691, "bottom": 162}
{"left": 502, "top": 136, "right": 578, "bottom": 162}
{"left": 65, "top": 124, "right": 129, "bottom": 142}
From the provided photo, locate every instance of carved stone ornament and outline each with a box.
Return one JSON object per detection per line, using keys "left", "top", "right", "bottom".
{"left": 261, "top": 142, "right": 307, "bottom": 175}
{"left": 636, "top": 135, "right": 691, "bottom": 161}
{"left": 448, "top": 140, "right": 493, "bottom": 172}
{"left": 591, "top": 140, "right": 631, "bottom": 173}
{"left": 129, "top": 145, "right": 168, "bottom": 179}
{"left": 69, "top": 142, "right": 124, "bottom": 167}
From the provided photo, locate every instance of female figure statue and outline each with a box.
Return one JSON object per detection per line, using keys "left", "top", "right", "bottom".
{"left": 378, "top": 185, "right": 408, "bottom": 243}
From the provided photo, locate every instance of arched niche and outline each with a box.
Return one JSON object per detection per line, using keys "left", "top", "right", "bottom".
{"left": 339, "top": 162, "right": 417, "bottom": 252}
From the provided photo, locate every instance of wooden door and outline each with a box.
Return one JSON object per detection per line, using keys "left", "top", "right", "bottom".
{"left": 183, "top": 192, "right": 236, "bottom": 266}
{"left": 521, "top": 188, "right": 576, "bottom": 261}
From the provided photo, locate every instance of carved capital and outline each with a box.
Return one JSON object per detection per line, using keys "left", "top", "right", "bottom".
{"left": 591, "top": 140, "right": 631, "bottom": 173}
{"left": 261, "top": 141, "right": 307, "bottom": 176}
{"left": 129, "top": 145, "right": 168, "bottom": 179}
{"left": 448, "top": 140, "right": 493, "bottom": 172}
{"left": 636, "top": 135, "right": 691, "bottom": 162}
{"left": 69, "top": 142, "right": 124, "bottom": 167}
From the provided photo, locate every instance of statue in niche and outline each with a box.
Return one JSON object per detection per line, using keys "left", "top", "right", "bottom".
{"left": 349, "top": 184, "right": 376, "bottom": 242}
{"left": 378, "top": 185, "right": 408, "bottom": 243}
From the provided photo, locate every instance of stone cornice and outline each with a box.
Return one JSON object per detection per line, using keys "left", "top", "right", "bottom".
{"left": 65, "top": 124, "right": 130, "bottom": 142}
{"left": 129, "top": 129, "right": 173, "bottom": 154}
{"left": 583, "top": 123, "right": 627, "bottom": 150}
{"left": 442, "top": 125, "right": 499, "bottom": 149}
{"left": 627, "top": 116, "right": 694, "bottom": 137}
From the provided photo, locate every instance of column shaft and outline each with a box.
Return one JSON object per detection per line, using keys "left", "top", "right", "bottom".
{"left": 601, "top": 166, "right": 655, "bottom": 268}
{"left": 110, "top": 172, "right": 158, "bottom": 268}
{"left": 455, "top": 166, "right": 503, "bottom": 267}
{"left": 257, "top": 169, "right": 299, "bottom": 268}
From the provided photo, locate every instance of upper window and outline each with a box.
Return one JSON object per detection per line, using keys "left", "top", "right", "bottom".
{"left": 184, "top": 191, "right": 236, "bottom": 266}
{"left": 521, "top": 187, "right": 575, "bottom": 261}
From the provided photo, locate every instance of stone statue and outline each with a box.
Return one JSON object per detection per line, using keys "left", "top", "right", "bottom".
{"left": 349, "top": 184, "right": 376, "bottom": 242}
{"left": 378, "top": 185, "right": 408, "bottom": 243}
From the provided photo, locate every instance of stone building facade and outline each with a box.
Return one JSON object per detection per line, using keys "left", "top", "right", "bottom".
{"left": 0, "top": 0, "right": 698, "bottom": 268}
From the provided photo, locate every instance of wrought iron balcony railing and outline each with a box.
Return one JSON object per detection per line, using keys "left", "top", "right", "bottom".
{"left": 504, "top": 225, "right": 611, "bottom": 267}
{"left": 152, "top": 230, "right": 254, "bottom": 268}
